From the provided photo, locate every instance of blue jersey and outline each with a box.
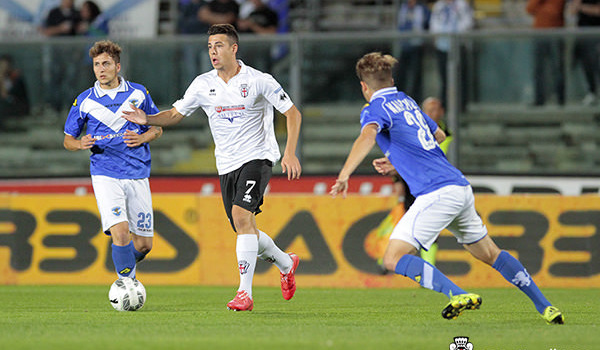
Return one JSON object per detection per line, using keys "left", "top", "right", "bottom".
{"left": 64, "top": 79, "right": 160, "bottom": 179}
{"left": 360, "top": 87, "right": 469, "bottom": 196}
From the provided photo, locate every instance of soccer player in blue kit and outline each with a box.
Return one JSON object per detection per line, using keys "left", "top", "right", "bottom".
{"left": 330, "top": 52, "right": 564, "bottom": 324}
{"left": 63, "top": 40, "right": 162, "bottom": 280}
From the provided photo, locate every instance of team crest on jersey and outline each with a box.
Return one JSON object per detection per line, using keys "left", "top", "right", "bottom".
{"left": 240, "top": 84, "right": 249, "bottom": 98}
{"left": 128, "top": 99, "right": 139, "bottom": 108}
{"left": 112, "top": 207, "right": 122, "bottom": 216}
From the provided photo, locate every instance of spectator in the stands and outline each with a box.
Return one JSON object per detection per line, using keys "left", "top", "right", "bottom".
{"left": 570, "top": 0, "right": 600, "bottom": 105}
{"left": 526, "top": 0, "right": 566, "bottom": 106}
{"left": 0, "top": 54, "right": 29, "bottom": 122}
{"left": 179, "top": 0, "right": 210, "bottom": 34}
{"left": 238, "top": 0, "right": 278, "bottom": 34}
{"left": 77, "top": 1, "right": 109, "bottom": 37}
{"left": 396, "top": 0, "right": 430, "bottom": 103}
{"left": 237, "top": 0, "right": 279, "bottom": 71}
{"left": 430, "top": 0, "right": 473, "bottom": 110}
{"left": 41, "top": 0, "right": 80, "bottom": 36}
{"left": 198, "top": 0, "right": 240, "bottom": 27}
{"left": 40, "top": 0, "right": 81, "bottom": 112}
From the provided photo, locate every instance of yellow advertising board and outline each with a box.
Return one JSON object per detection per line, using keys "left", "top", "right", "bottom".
{"left": 0, "top": 194, "right": 598, "bottom": 288}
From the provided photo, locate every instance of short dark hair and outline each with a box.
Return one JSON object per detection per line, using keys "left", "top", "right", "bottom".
{"left": 89, "top": 40, "right": 121, "bottom": 63}
{"left": 207, "top": 24, "right": 239, "bottom": 46}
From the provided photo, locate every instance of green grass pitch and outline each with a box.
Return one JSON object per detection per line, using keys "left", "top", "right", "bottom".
{"left": 0, "top": 286, "right": 596, "bottom": 349}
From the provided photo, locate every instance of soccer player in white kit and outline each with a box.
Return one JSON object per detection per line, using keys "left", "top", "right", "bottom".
{"left": 63, "top": 40, "right": 162, "bottom": 280}
{"left": 331, "top": 52, "right": 564, "bottom": 324}
{"left": 122, "top": 24, "right": 301, "bottom": 311}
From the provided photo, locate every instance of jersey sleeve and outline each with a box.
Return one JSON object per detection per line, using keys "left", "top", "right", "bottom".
{"left": 64, "top": 95, "right": 86, "bottom": 138}
{"left": 173, "top": 77, "right": 204, "bottom": 117}
{"left": 423, "top": 112, "right": 439, "bottom": 134}
{"left": 259, "top": 73, "right": 294, "bottom": 114}
{"left": 360, "top": 103, "right": 389, "bottom": 133}
{"left": 141, "top": 87, "right": 160, "bottom": 115}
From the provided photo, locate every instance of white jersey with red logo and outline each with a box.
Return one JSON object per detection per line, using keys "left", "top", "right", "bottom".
{"left": 173, "top": 60, "right": 294, "bottom": 174}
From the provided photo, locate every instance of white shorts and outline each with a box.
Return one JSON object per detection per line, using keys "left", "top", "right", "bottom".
{"left": 390, "top": 185, "right": 487, "bottom": 250}
{"left": 91, "top": 175, "right": 154, "bottom": 237}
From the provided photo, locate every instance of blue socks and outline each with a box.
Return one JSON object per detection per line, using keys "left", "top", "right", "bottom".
{"left": 395, "top": 254, "right": 466, "bottom": 297}
{"left": 133, "top": 248, "right": 147, "bottom": 263}
{"left": 394, "top": 251, "right": 553, "bottom": 315}
{"left": 112, "top": 241, "right": 136, "bottom": 278}
{"left": 492, "top": 250, "right": 551, "bottom": 314}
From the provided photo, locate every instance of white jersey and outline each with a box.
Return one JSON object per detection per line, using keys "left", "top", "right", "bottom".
{"left": 173, "top": 60, "right": 294, "bottom": 174}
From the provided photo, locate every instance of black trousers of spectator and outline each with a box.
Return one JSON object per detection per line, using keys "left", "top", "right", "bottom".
{"left": 574, "top": 38, "right": 600, "bottom": 96}
{"left": 396, "top": 44, "right": 424, "bottom": 104}
{"left": 436, "top": 46, "right": 468, "bottom": 111}
{"left": 533, "top": 38, "right": 565, "bottom": 105}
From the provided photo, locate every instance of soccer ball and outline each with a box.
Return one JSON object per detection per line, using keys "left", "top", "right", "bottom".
{"left": 108, "top": 277, "right": 146, "bottom": 311}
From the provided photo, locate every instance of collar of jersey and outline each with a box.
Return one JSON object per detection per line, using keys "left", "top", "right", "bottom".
{"left": 212, "top": 60, "right": 247, "bottom": 80}
{"left": 94, "top": 76, "right": 128, "bottom": 98}
{"left": 370, "top": 86, "right": 398, "bottom": 102}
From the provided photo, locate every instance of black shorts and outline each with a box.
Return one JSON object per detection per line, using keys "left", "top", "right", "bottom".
{"left": 219, "top": 159, "right": 272, "bottom": 232}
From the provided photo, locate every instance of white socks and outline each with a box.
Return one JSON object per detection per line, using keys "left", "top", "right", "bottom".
{"left": 236, "top": 234, "right": 258, "bottom": 298}
{"left": 257, "top": 230, "right": 293, "bottom": 274}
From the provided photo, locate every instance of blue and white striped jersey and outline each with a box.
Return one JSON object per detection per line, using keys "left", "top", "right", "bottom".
{"left": 360, "top": 87, "right": 468, "bottom": 196}
{"left": 64, "top": 78, "right": 160, "bottom": 179}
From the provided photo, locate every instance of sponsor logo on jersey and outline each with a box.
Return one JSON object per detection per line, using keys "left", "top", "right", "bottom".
{"left": 449, "top": 336, "right": 473, "bottom": 350}
{"left": 209, "top": 88, "right": 216, "bottom": 96}
{"left": 279, "top": 92, "right": 288, "bottom": 101}
{"left": 243, "top": 193, "right": 252, "bottom": 203}
{"left": 215, "top": 105, "right": 246, "bottom": 123}
{"left": 238, "top": 260, "right": 250, "bottom": 274}
{"left": 215, "top": 105, "right": 245, "bottom": 113}
{"left": 240, "top": 84, "right": 249, "bottom": 98}
{"left": 112, "top": 207, "right": 122, "bottom": 216}
{"left": 93, "top": 131, "right": 131, "bottom": 141}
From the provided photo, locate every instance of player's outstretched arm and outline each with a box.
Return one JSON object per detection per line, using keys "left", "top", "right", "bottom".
{"left": 123, "top": 106, "right": 184, "bottom": 127}
{"left": 123, "top": 126, "right": 163, "bottom": 148}
{"left": 64, "top": 134, "right": 95, "bottom": 151}
{"left": 330, "top": 124, "right": 378, "bottom": 198}
{"left": 281, "top": 105, "right": 302, "bottom": 180}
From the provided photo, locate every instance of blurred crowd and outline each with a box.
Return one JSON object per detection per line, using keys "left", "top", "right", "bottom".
{"left": 1, "top": 0, "right": 598, "bottom": 122}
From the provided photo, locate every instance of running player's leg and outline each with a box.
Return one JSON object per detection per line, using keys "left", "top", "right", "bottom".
{"left": 386, "top": 186, "right": 482, "bottom": 319}
{"left": 92, "top": 175, "right": 137, "bottom": 279}
{"left": 126, "top": 178, "right": 154, "bottom": 263}
{"left": 225, "top": 205, "right": 258, "bottom": 311}
{"left": 231, "top": 205, "right": 259, "bottom": 301}
{"left": 456, "top": 186, "right": 563, "bottom": 324}
{"left": 384, "top": 239, "right": 468, "bottom": 298}
{"left": 385, "top": 186, "right": 469, "bottom": 296}
{"left": 131, "top": 234, "right": 153, "bottom": 262}
{"left": 464, "top": 235, "right": 563, "bottom": 323}
{"left": 222, "top": 160, "right": 271, "bottom": 310}
{"left": 109, "top": 222, "right": 137, "bottom": 278}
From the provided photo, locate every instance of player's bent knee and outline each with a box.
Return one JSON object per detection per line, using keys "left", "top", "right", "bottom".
{"left": 137, "top": 245, "right": 152, "bottom": 255}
